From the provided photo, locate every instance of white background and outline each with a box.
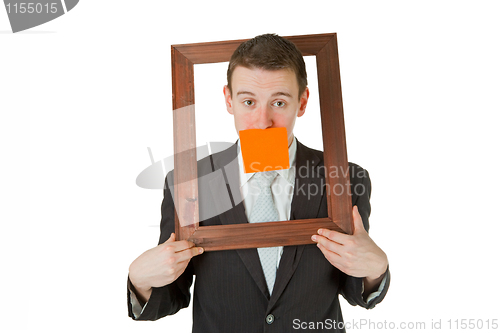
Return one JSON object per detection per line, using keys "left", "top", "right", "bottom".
{"left": 2, "top": 1, "right": 500, "bottom": 332}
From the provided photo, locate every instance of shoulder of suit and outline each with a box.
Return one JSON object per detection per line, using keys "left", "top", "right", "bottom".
{"left": 164, "top": 147, "right": 228, "bottom": 182}
{"left": 196, "top": 143, "right": 237, "bottom": 177}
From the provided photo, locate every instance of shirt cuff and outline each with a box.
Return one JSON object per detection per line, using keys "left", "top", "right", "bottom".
{"left": 129, "top": 287, "right": 148, "bottom": 319}
{"left": 362, "top": 273, "right": 388, "bottom": 304}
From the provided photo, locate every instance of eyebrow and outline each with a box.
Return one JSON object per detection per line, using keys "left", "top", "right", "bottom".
{"left": 236, "top": 91, "right": 293, "bottom": 98}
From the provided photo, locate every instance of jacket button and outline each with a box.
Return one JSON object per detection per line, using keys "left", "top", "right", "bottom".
{"left": 266, "top": 314, "right": 274, "bottom": 324}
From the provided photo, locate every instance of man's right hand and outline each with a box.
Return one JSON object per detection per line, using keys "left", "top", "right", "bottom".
{"left": 128, "top": 233, "right": 204, "bottom": 303}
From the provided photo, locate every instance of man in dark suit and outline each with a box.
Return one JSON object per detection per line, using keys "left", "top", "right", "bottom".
{"left": 128, "top": 34, "right": 390, "bottom": 332}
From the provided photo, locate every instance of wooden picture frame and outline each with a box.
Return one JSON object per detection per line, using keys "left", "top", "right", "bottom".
{"left": 171, "top": 33, "right": 353, "bottom": 251}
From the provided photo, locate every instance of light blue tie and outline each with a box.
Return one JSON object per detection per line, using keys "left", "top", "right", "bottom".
{"left": 248, "top": 170, "right": 279, "bottom": 295}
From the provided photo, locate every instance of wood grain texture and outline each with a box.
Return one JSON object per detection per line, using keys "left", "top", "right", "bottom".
{"left": 171, "top": 47, "right": 198, "bottom": 241}
{"left": 316, "top": 34, "right": 354, "bottom": 235}
{"left": 188, "top": 218, "right": 345, "bottom": 251}
{"left": 171, "top": 33, "right": 353, "bottom": 249}
{"left": 172, "top": 33, "right": 336, "bottom": 64}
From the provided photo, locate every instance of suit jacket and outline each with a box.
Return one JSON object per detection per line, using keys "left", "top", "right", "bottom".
{"left": 128, "top": 139, "right": 390, "bottom": 332}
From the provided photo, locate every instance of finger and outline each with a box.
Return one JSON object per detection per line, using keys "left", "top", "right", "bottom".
{"left": 175, "top": 258, "right": 192, "bottom": 271}
{"left": 170, "top": 247, "right": 203, "bottom": 268}
{"left": 176, "top": 246, "right": 204, "bottom": 262}
{"left": 159, "top": 233, "right": 176, "bottom": 248}
{"left": 192, "top": 246, "right": 204, "bottom": 256}
{"left": 316, "top": 243, "right": 345, "bottom": 268}
{"left": 172, "top": 240, "right": 198, "bottom": 252}
{"left": 352, "top": 206, "right": 366, "bottom": 234}
{"left": 173, "top": 257, "right": 198, "bottom": 277}
{"left": 161, "top": 237, "right": 196, "bottom": 252}
{"left": 316, "top": 228, "right": 349, "bottom": 245}
{"left": 316, "top": 243, "right": 356, "bottom": 274}
{"left": 314, "top": 235, "right": 343, "bottom": 255}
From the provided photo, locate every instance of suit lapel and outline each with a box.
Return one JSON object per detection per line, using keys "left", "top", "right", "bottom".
{"left": 268, "top": 140, "right": 325, "bottom": 309}
{"left": 289, "top": 140, "right": 324, "bottom": 221}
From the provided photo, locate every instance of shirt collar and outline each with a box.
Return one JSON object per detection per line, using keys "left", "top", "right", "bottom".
{"left": 237, "top": 135, "right": 297, "bottom": 187}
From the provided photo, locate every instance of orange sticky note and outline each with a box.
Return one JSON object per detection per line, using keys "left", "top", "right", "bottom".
{"left": 239, "top": 128, "right": 290, "bottom": 173}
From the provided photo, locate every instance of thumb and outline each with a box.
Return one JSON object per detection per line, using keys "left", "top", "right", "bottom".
{"left": 159, "top": 233, "right": 176, "bottom": 249}
{"left": 166, "top": 233, "right": 176, "bottom": 242}
{"left": 352, "top": 206, "right": 366, "bottom": 234}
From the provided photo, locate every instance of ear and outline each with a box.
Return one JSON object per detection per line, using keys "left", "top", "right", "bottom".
{"left": 223, "top": 85, "right": 234, "bottom": 115}
{"left": 297, "top": 87, "right": 309, "bottom": 117}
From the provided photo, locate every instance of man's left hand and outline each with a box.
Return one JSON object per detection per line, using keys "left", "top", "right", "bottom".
{"left": 311, "top": 206, "right": 388, "bottom": 292}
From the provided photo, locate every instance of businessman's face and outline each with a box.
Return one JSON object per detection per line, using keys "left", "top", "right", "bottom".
{"left": 224, "top": 66, "right": 309, "bottom": 147}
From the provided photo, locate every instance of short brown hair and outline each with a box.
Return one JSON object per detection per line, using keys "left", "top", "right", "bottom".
{"left": 227, "top": 34, "right": 308, "bottom": 98}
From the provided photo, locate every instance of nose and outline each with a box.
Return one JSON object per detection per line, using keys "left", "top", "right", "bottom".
{"left": 254, "top": 105, "right": 273, "bottom": 129}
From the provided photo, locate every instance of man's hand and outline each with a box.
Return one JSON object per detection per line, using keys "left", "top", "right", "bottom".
{"left": 311, "top": 206, "right": 388, "bottom": 294}
{"left": 129, "top": 233, "right": 204, "bottom": 304}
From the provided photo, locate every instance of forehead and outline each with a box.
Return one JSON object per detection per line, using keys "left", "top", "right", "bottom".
{"left": 231, "top": 66, "right": 298, "bottom": 95}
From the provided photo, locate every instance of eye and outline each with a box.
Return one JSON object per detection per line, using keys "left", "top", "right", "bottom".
{"left": 273, "top": 101, "right": 286, "bottom": 107}
{"left": 243, "top": 100, "right": 254, "bottom": 106}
